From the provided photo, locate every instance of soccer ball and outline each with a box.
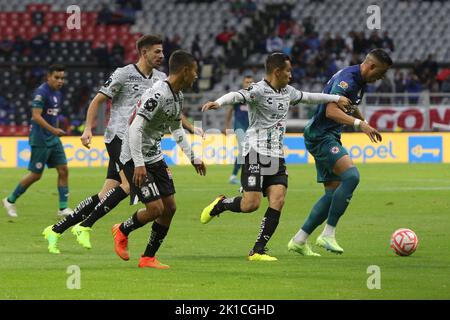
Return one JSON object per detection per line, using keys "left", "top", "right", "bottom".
{"left": 390, "top": 228, "right": 418, "bottom": 256}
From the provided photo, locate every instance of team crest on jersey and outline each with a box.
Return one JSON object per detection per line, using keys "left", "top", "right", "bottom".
{"left": 338, "top": 81, "right": 349, "bottom": 90}
{"left": 330, "top": 146, "right": 340, "bottom": 154}
{"left": 144, "top": 98, "right": 158, "bottom": 112}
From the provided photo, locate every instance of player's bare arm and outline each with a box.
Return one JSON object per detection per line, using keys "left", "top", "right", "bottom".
{"left": 325, "top": 102, "right": 382, "bottom": 143}
{"left": 181, "top": 114, "right": 204, "bottom": 138}
{"left": 80, "top": 93, "right": 109, "bottom": 149}
{"left": 171, "top": 123, "right": 206, "bottom": 176}
{"left": 31, "top": 108, "right": 65, "bottom": 137}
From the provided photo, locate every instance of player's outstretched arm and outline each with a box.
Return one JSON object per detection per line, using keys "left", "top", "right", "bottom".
{"left": 80, "top": 93, "right": 108, "bottom": 149}
{"left": 202, "top": 92, "right": 244, "bottom": 112}
{"left": 181, "top": 114, "right": 204, "bottom": 138}
{"left": 326, "top": 103, "right": 382, "bottom": 143}
{"left": 300, "top": 91, "right": 352, "bottom": 109}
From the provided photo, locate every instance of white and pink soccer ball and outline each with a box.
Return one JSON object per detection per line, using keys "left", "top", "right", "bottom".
{"left": 390, "top": 228, "right": 418, "bottom": 256}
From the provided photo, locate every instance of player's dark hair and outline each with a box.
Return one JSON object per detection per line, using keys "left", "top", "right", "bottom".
{"left": 243, "top": 75, "right": 253, "bottom": 80}
{"left": 265, "top": 52, "right": 291, "bottom": 74}
{"left": 369, "top": 48, "right": 393, "bottom": 66}
{"left": 136, "top": 34, "right": 163, "bottom": 55}
{"left": 168, "top": 50, "right": 196, "bottom": 74}
{"left": 47, "top": 64, "right": 65, "bottom": 74}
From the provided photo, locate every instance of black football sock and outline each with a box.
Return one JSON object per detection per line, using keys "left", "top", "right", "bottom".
{"left": 52, "top": 194, "right": 100, "bottom": 234}
{"left": 143, "top": 222, "right": 169, "bottom": 257}
{"left": 252, "top": 207, "right": 280, "bottom": 254}
{"left": 80, "top": 187, "right": 128, "bottom": 228}
{"left": 212, "top": 196, "right": 242, "bottom": 215}
{"left": 119, "top": 211, "right": 145, "bottom": 236}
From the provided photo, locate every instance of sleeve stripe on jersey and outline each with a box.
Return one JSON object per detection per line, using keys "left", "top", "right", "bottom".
{"left": 238, "top": 91, "right": 247, "bottom": 103}
{"left": 97, "top": 90, "right": 112, "bottom": 99}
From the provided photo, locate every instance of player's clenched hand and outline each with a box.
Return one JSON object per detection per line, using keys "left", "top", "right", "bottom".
{"left": 191, "top": 158, "right": 206, "bottom": 176}
{"left": 80, "top": 129, "right": 92, "bottom": 149}
{"left": 133, "top": 166, "right": 147, "bottom": 187}
{"left": 360, "top": 122, "right": 382, "bottom": 143}
{"left": 201, "top": 101, "right": 220, "bottom": 112}
{"left": 337, "top": 96, "right": 352, "bottom": 112}
{"left": 53, "top": 128, "right": 66, "bottom": 137}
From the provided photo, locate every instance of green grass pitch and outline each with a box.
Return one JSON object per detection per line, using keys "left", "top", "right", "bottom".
{"left": 1, "top": 164, "right": 450, "bottom": 299}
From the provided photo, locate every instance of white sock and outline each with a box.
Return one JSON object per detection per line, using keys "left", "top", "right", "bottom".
{"left": 293, "top": 229, "right": 309, "bottom": 244}
{"left": 322, "top": 224, "right": 336, "bottom": 237}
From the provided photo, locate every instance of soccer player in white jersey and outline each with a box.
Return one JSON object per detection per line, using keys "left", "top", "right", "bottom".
{"left": 42, "top": 35, "right": 200, "bottom": 254}
{"left": 112, "top": 50, "right": 206, "bottom": 269}
{"left": 200, "top": 53, "right": 352, "bottom": 261}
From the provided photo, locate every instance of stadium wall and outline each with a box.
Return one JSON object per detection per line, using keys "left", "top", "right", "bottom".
{"left": 0, "top": 133, "right": 448, "bottom": 168}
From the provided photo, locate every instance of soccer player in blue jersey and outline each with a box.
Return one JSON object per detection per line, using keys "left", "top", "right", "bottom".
{"left": 2, "top": 64, "right": 73, "bottom": 218}
{"left": 224, "top": 75, "right": 253, "bottom": 184}
{"left": 288, "top": 49, "right": 392, "bottom": 256}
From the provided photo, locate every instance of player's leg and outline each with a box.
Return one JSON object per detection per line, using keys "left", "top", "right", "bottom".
{"left": 201, "top": 149, "right": 263, "bottom": 223}
{"left": 138, "top": 195, "right": 176, "bottom": 269}
{"left": 288, "top": 159, "right": 338, "bottom": 256}
{"left": 51, "top": 150, "right": 123, "bottom": 237}
{"left": 48, "top": 140, "right": 72, "bottom": 216}
{"left": 3, "top": 146, "right": 46, "bottom": 217}
{"left": 248, "top": 184, "right": 286, "bottom": 261}
{"left": 72, "top": 172, "right": 129, "bottom": 249}
{"left": 316, "top": 155, "right": 360, "bottom": 254}
{"left": 112, "top": 161, "right": 165, "bottom": 261}
{"left": 55, "top": 164, "right": 72, "bottom": 216}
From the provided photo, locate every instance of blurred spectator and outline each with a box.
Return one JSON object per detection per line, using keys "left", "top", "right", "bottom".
{"left": 266, "top": 32, "right": 283, "bottom": 53}
{"left": 394, "top": 70, "right": 407, "bottom": 103}
{"left": 12, "top": 36, "right": 27, "bottom": 56}
{"left": 191, "top": 34, "right": 203, "bottom": 61}
{"left": 93, "top": 43, "right": 110, "bottom": 67}
{"left": 302, "top": 16, "right": 315, "bottom": 36}
{"left": 381, "top": 31, "right": 394, "bottom": 52}
{"left": 216, "top": 27, "right": 235, "bottom": 47}
{"left": 0, "top": 38, "right": 14, "bottom": 59}
{"left": 406, "top": 72, "right": 422, "bottom": 104}
{"left": 30, "top": 33, "right": 50, "bottom": 59}
{"left": 376, "top": 77, "right": 393, "bottom": 104}
{"left": 97, "top": 4, "right": 113, "bottom": 25}
{"left": 110, "top": 42, "right": 125, "bottom": 66}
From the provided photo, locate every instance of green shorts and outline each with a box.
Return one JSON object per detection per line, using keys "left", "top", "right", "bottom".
{"left": 28, "top": 140, "right": 67, "bottom": 173}
{"left": 305, "top": 135, "right": 348, "bottom": 183}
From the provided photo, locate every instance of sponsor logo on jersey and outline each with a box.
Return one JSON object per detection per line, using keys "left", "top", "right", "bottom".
{"left": 34, "top": 95, "right": 43, "bottom": 101}
{"left": 35, "top": 162, "right": 43, "bottom": 169}
{"left": 331, "top": 146, "right": 340, "bottom": 154}
{"left": 47, "top": 108, "right": 59, "bottom": 116}
{"left": 129, "top": 75, "right": 142, "bottom": 81}
{"left": 53, "top": 96, "right": 58, "bottom": 103}
{"left": 338, "top": 81, "right": 349, "bottom": 90}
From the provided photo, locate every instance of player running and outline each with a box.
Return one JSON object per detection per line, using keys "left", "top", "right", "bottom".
{"left": 288, "top": 49, "right": 392, "bottom": 256}
{"left": 200, "top": 53, "right": 352, "bottom": 261}
{"left": 112, "top": 50, "right": 206, "bottom": 269}
{"left": 3, "top": 64, "right": 73, "bottom": 218}
{"left": 43, "top": 35, "right": 201, "bottom": 254}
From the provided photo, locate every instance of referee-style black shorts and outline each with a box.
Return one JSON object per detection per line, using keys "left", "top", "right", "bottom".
{"left": 105, "top": 135, "right": 122, "bottom": 182}
{"left": 123, "top": 159, "right": 175, "bottom": 204}
{"left": 240, "top": 149, "right": 288, "bottom": 197}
